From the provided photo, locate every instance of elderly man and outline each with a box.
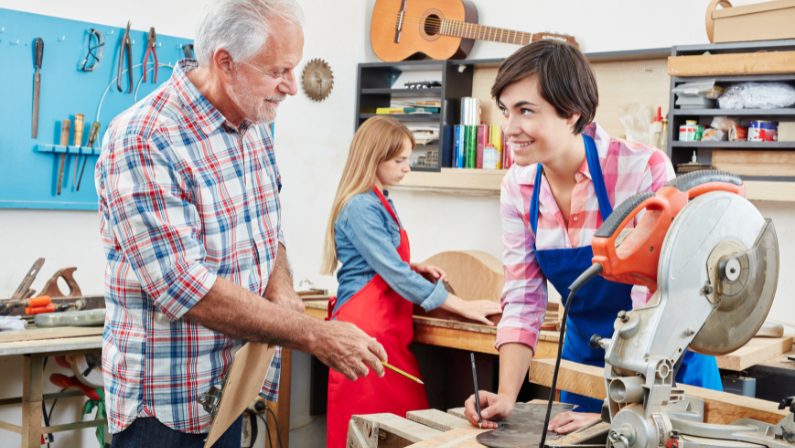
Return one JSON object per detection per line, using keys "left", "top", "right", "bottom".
{"left": 95, "top": 1, "right": 386, "bottom": 446}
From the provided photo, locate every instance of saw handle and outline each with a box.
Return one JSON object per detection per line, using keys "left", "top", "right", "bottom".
{"left": 592, "top": 190, "right": 686, "bottom": 291}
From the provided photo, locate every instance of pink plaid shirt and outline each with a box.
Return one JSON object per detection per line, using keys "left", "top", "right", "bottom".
{"left": 495, "top": 123, "right": 675, "bottom": 353}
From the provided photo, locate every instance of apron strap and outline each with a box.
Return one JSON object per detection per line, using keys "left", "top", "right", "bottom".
{"left": 372, "top": 186, "right": 401, "bottom": 228}
{"left": 529, "top": 134, "right": 613, "bottom": 234}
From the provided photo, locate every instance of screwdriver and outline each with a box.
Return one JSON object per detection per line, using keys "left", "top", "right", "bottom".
{"left": 75, "top": 121, "right": 100, "bottom": 191}
{"left": 72, "top": 113, "right": 84, "bottom": 190}
{"left": 57, "top": 119, "right": 70, "bottom": 195}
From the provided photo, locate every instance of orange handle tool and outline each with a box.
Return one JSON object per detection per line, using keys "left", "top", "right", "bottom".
{"left": 592, "top": 171, "right": 744, "bottom": 292}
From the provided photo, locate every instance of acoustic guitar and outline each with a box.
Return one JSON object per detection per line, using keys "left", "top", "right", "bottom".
{"left": 371, "top": 0, "right": 577, "bottom": 62}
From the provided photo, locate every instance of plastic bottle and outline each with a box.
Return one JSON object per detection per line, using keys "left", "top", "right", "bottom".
{"left": 649, "top": 106, "right": 663, "bottom": 148}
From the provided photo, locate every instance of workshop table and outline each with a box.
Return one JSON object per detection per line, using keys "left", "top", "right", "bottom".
{"left": 0, "top": 326, "right": 104, "bottom": 448}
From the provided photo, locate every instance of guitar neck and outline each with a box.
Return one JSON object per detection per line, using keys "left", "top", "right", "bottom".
{"left": 440, "top": 19, "right": 532, "bottom": 45}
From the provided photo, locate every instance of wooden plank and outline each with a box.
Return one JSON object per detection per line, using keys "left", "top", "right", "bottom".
{"left": 348, "top": 413, "right": 442, "bottom": 448}
{"left": 0, "top": 335, "right": 101, "bottom": 357}
{"left": 406, "top": 409, "right": 470, "bottom": 432}
{"left": 717, "top": 336, "right": 793, "bottom": 371}
{"left": 0, "top": 326, "right": 102, "bottom": 343}
{"left": 204, "top": 343, "right": 275, "bottom": 447}
{"left": 406, "top": 426, "right": 486, "bottom": 448}
{"left": 668, "top": 51, "right": 795, "bottom": 76}
{"left": 528, "top": 357, "right": 789, "bottom": 424}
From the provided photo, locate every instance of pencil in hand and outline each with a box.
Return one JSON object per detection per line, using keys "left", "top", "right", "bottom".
{"left": 382, "top": 361, "right": 424, "bottom": 384}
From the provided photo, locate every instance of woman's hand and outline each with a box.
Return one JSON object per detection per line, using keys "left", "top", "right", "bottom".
{"left": 547, "top": 411, "right": 601, "bottom": 434}
{"left": 411, "top": 263, "right": 446, "bottom": 281}
{"left": 463, "top": 391, "right": 516, "bottom": 429}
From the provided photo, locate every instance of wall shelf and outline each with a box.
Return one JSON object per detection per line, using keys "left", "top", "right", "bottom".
{"left": 34, "top": 144, "right": 101, "bottom": 156}
{"left": 395, "top": 168, "right": 793, "bottom": 202}
{"left": 671, "top": 141, "right": 795, "bottom": 149}
{"left": 672, "top": 108, "right": 795, "bottom": 117}
{"left": 359, "top": 113, "right": 441, "bottom": 122}
{"left": 395, "top": 168, "right": 506, "bottom": 195}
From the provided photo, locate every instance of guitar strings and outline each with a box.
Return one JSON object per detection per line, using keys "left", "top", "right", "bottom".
{"left": 372, "top": 10, "right": 533, "bottom": 37}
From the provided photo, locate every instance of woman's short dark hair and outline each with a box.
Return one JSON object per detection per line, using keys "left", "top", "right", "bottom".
{"left": 491, "top": 40, "right": 598, "bottom": 134}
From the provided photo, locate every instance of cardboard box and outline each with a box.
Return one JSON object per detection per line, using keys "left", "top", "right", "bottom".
{"left": 712, "top": 149, "right": 795, "bottom": 176}
{"left": 709, "top": 0, "right": 795, "bottom": 43}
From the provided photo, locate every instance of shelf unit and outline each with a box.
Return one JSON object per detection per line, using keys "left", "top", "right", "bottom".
{"left": 667, "top": 39, "right": 795, "bottom": 193}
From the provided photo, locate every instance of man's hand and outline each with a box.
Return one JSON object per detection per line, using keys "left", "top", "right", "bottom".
{"left": 311, "top": 320, "right": 387, "bottom": 381}
{"left": 547, "top": 411, "right": 601, "bottom": 434}
{"left": 266, "top": 289, "right": 305, "bottom": 313}
{"left": 463, "top": 391, "right": 516, "bottom": 429}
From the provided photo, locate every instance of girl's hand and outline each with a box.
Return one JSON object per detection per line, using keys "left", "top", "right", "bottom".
{"left": 458, "top": 300, "right": 502, "bottom": 325}
{"left": 412, "top": 263, "right": 446, "bottom": 281}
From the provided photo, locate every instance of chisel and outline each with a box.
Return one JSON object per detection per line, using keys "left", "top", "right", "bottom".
{"left": 31, "top": 38, "right": 44, "bottom": 138}
{"left": 75, "top": 121, "right": 100, "bottom": 191}
{"left": 57, "top": 119, "right": 70, "bottom": 195}
{"left": 72, "top": 113, "right": 84, "bottom": 188}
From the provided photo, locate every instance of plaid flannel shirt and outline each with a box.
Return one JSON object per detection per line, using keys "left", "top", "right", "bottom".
{"left": 96, "top": 61, "right": 283, "bottom": 434}
{"left": 496, "top": 123, "right": 675, "bottom": 353}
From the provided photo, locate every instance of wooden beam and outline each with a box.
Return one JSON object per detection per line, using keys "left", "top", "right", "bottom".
{"left": 348, "top": 413, "right": 442, "bottom": 447}
{"left": 528, "top": 358, "right": 788, "bottom": 424}
{"left": 406, "top": 409, "right": 470, "bottom": 432}
{"left": 717, "top": 336, "right": 793, "bottom": 371}
{"left": 668, "top": 51, "right": 795, "bottom": 76}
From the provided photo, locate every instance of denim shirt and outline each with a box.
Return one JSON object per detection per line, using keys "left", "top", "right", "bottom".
{"left": 333, "top": 190, "right": 448, "bottom": 314}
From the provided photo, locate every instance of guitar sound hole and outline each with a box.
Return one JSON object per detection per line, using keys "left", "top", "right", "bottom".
{"left": 423, "top": 14, "right": 441, "bottom": 36}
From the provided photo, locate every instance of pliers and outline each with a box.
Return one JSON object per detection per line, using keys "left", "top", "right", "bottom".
{"left": 116, "top": 21, "right": 133, "bottom": 92}
{"left": 143, "top": 27, "right": 158, "bottom": 83}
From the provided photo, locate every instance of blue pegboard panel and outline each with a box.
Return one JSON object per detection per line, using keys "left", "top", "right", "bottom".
{"left": 0, "top": 8, "right": 193, "bottom": 210}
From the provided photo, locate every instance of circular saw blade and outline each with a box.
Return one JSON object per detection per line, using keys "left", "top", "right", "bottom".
{"left": 691, "top": 218, "right": 779, "bottom": 355}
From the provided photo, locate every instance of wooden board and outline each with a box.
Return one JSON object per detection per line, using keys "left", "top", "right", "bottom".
{"left": 406, "top": 409, "right": 471, "bottom": 432}
{"left": 717, "top": 336, "right": 793, "bottom": 371}
{"left": 204, "top": 343, "right": 275, "bottom": 447}
{"left": 0, "top": 326, "right": 102, "bottom": 343}
{"left": 421, "top": 251, "right": 503, "bottom": 301}
{"left": 348, "top": 413, "right": 442, "bottom": 447}
{"left": 527, "top": 357, "right": 789, "bottom": 425}
{"left": 712, "top": 150, "right": 795, "bottom": 177}
{"left": 668, "top": 51, "right": 795, "bottom": 76}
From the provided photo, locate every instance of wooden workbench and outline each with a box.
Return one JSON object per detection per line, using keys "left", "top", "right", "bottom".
{"left": 0, "top": 326, "right": 104, "bottom": 448}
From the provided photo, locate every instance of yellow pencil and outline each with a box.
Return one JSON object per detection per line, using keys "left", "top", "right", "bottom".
{"left": 382, "top": 361, "right": 424, "bottom": 384}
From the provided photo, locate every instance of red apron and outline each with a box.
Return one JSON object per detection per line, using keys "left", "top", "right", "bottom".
{"left": 325, "top": 187, "right": 429, "bottom": 448}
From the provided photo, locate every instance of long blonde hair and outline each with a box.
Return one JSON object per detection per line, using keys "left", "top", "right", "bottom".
{"left": 321, "top": 116, "right": 415, "bottom": 274}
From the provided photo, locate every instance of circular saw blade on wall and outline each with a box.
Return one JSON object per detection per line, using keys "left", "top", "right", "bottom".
{"left": 301, "top": 58, "right": 334, "bottom": 102}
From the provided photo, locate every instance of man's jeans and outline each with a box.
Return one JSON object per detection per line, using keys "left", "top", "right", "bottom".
{"left": 110, "top": 416, "right": 242, "bottom": 448}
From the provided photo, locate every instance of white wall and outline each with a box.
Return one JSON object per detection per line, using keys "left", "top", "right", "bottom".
{"left": 1, "top": 1, "right": 793, "bottom": 447}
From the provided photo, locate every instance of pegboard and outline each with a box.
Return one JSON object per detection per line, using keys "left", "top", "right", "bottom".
{"left": 0, "top": 8, "right": 193, "bottom": 210}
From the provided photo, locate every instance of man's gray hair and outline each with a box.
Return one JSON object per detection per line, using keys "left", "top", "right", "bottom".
{"left": 194, "top": 0, "right": 303, "bottom": 66}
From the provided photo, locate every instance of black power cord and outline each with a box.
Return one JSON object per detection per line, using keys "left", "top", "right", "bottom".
{"left": 538, "top": 263, "right": 603, "bottom": 448}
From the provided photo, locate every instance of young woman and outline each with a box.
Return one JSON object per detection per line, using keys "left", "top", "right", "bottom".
{"left": 322, "top": 116, "right": 501, "bottom": 448}
{"left": 463, "top": 40, "right": 723, "bottom": 433}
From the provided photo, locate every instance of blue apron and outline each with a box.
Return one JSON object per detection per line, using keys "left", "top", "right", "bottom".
{"left": 529, "top": 135, "right": 723, "bottom": 412}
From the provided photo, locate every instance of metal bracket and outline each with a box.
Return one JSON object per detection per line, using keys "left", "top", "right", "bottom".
{"left": 197, "top": 385, "right": 222, "bottom": 418}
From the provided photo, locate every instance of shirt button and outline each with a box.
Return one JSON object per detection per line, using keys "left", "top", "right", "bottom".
{"left": 572, "top": 215, "right": 579, "bottom": 222}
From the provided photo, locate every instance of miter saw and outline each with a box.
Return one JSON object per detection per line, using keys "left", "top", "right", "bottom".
{"left": 580, "top": 170, "right": 792, "bottom": 447}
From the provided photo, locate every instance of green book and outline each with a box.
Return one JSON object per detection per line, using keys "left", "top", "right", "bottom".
{"left": 464, "top": 125, "right": 477, "bottom": 168}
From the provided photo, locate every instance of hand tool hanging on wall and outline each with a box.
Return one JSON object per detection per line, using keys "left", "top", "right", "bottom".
{"left": 31, "top": 37, "right": 44, "bottom": 138}
{"left": 79, "top": 28, "right": 104, "bottom": 72}
{"left": 182, "top": 43, "right": 195, "bottom": 60}
{"left": 56, "top": 119, "right": 70, "bottom": 195}
{"left": 71, "top": 113, "right": 85, "bottom": 191}
{"left": 75, "top": 121, "right": 100, "bottom": 191}
{"left": 116, "top": 21, "right": 133, "bottom": 93}
{"left": 143, "top": 27, "right": 158, "bottom": 83}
